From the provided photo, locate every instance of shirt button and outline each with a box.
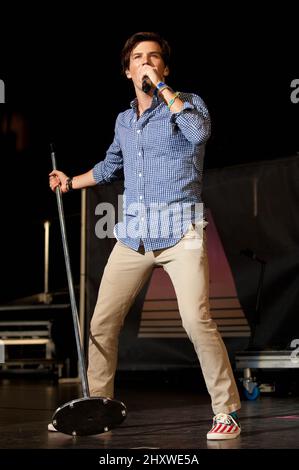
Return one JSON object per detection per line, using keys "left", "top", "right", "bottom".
{"left": 138, "top": 152, "right": 142, "bottom": 156}
{"left": 137, "top": 129, "right": 141, "bottom": 134}
{"left": 139, "top": 173, "right": 142, "bottom": 177}
{"left": 139, "top": 195, "right": 143, "bottom": 200}
{"left": 141, "top": 217, "right": 144, "bottom": 221}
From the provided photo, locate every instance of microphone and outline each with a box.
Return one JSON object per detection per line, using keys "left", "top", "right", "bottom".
{"left": 142, "top": 75, "right": 152, "bottom": 93}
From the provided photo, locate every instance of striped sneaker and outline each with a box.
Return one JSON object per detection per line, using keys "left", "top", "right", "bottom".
{"left": 207, "top": 413, "right": 241, "bottom": 440}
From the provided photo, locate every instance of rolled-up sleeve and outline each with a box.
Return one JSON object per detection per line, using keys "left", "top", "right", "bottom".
{"left": 172, "top": 95, "right": 211, "bottom": 145}
{"left": 93, "top": 118, "right": 123, "bottom": 184}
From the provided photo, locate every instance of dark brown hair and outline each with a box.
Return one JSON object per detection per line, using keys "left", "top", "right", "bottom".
{"left": 121, "top": 32, "right": 171, "bottom": 74}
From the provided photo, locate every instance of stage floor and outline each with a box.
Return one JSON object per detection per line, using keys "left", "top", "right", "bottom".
{"left": 0, "top": 375, "right": 299, "bottom": 452}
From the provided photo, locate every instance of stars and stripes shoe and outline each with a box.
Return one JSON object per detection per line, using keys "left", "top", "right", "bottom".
{"left": 207, "top": 413, "right": 241, "bottom": 440}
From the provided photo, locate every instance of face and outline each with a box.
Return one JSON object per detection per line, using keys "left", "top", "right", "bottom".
{"left": 125, "top": 41, "right": 169, "bottom": 88}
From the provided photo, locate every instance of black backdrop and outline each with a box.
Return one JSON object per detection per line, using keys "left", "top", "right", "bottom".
{"left": 203, "top": 155, "right": 299, "bottom": 349}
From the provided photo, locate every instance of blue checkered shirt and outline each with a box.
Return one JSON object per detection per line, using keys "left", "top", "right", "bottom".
{"left": 93, "top": 92, "right": 211, "bottom": 252}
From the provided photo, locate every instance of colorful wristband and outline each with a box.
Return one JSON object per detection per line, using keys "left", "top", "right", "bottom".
{"left": 156, "top": 81, "right": 166, "bottom": 90}
{"left": 167, "top": 91, "right": 180, "bottom": 109}
{"left": 156, "top": 81, "right": 170, "bottom": 94}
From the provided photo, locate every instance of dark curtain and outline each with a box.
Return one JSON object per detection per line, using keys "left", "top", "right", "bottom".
{"left": 203, "top": 155, "right": 299, "bottom": 349}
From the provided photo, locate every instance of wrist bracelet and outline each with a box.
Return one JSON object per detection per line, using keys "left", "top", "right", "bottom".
{"left": 66, "top": 176, "right": 73, "bottom": 192}
{"left": 167, "top": 91, "right": 180, "bottom": 109}
{"left": 156, "top": 81, "right": 169, "bottom": 94}
{"left": 156, "top": 81, "right": 166, "bottom": 90}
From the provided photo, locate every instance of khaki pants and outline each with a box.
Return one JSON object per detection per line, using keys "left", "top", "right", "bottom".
{"left": 88, "top": 225, "right": 241, "bottom": 415}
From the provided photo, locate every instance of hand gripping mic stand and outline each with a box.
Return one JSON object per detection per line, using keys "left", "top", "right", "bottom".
{"left": 49, "top": 144, "right": 127, "bottom": 436}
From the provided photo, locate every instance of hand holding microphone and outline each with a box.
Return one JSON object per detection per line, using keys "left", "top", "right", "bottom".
{"left": 142, "top": 75, "right": 152, "bottom": 93}
{"left": 140, "top": 65, "right": 161, "bottom": 94}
